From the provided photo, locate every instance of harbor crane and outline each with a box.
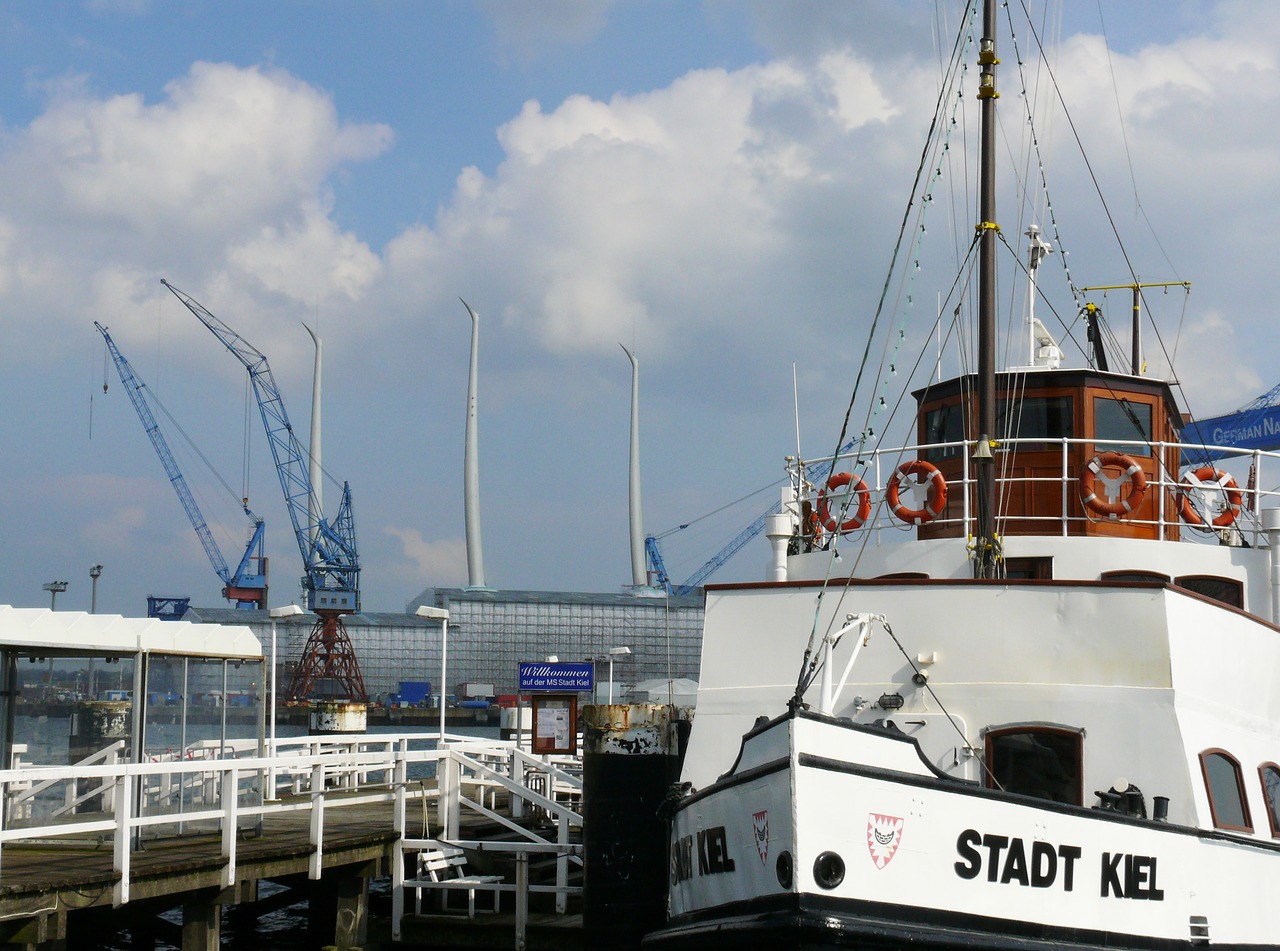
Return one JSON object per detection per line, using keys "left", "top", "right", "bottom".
{"left": 646, "top": 439, "right": 861, "bottom": 596}
{"left": 95, "top": 322, "right": 268, "bottom": 610}
{"left": 161, "top": 281, "right": 366, "bottom": 703}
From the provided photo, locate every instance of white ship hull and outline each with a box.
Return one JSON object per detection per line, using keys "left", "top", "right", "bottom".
{"left": 650, "top": 709, "right": 1280, "bottom": 949}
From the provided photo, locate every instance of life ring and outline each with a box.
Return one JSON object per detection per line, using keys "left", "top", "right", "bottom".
{"left": 886, "top": 460, "right": 948, "bottom": 525}
{"left": 817, "top": 472, "right": 872, "bottom": 533}
{"left": 1177, "top": 467, "right": 1242, "bottom": 528}
{"left": 1078, "top": 452, "right": 1146, "bottom": 519}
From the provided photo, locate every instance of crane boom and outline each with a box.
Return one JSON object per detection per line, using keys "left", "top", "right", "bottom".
{"left": 95, "top": 321, "right": 267, "bottom": 609}
{"left": 646, "top": 441, "right": 861, "bottom": 595}
{"left": 160, "top": 280, "right": 359, "bottom": 613}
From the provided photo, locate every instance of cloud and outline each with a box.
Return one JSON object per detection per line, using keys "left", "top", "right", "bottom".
{"left": 478, "top": 0, "right": 614, "bottom": 63}
{"left": 383, "top": 527, "right": 468, "bottom": 588}
{"left": 395, "top": 55, "right": 904, "bottom": 360}
{"left": 0, "top": 61, "right": 392, "bottom": 362}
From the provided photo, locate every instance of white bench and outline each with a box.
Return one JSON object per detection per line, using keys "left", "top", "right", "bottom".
{"left": 406, "top": 844, "right": 505, "bottom": 918}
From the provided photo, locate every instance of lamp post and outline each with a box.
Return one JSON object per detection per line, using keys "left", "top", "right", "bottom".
{"left": 89, "top": 565, "right": 103, "bottom": 614}
{"left": 607, "top": 646, "right": 632, "bottom": 704}
{"left": 416, "top": 605, "right": 450, "bottom": 744}
{"left": 42, "top": 581, "right": 68, "bottom": 611}
{"left": 267, "top": 605, "right": 304, "bottom": 792}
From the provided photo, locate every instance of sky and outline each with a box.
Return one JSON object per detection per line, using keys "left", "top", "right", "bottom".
{"left": 3, "top": 0, "right": 1278, "bottom": 617}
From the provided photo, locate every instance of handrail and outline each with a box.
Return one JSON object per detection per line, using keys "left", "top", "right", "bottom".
{"left": 794, "top": 436, "right": 1277, "bottom": 547}
{"left": 0, "top": 733, "right": 586, "bottom": 947}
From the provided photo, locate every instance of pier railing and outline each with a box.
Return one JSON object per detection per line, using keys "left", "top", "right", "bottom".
{"left": 0, "top": 731, "right": 583, "bottom": 940}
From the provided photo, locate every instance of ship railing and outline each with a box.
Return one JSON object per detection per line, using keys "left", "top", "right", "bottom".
{"left": 795, "top": 436, "right": 1280, "bottom": 548}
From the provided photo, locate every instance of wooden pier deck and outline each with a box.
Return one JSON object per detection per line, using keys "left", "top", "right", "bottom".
{"left": 0, "top": 795, "right": 402, "bottom": 949}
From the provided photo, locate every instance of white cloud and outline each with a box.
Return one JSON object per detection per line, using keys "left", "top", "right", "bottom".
{"left": 384, "top": 527, "right": 467, "bottom": 588}
{"left": 0, "top": 61, "right": 392, "bottom": 363}
{"left": 478, "top": 0, "right": 614, "bottom": 63}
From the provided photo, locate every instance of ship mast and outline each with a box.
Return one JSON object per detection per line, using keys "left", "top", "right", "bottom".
{"left": 974, "top": 0, "right": 1000, "bottom": 579}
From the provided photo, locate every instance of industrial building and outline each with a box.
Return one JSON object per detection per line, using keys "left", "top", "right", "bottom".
{"left": 184, "top": 587, "right": 704, "bottom": 704}
{"left": 409, "top": 587, "right": 704, "bottom": 700}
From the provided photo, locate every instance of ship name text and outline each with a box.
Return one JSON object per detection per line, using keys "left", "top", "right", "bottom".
{"left": 954, "top": 830, "right": 1164, "bottom": 901}
{"left": 671, "top": 826, "right": 737, "bottom": 884}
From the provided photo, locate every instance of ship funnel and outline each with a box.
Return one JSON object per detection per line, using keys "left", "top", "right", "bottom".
{"left": 622, "top": 344, "right": 646, "bottom": 588}
{"left": 461, "top": 300, "right": 487, "bottom": 589}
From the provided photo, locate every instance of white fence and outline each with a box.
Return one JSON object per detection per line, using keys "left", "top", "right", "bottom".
{"left": 0, "top": 732, "right": 583, "bottom": 947}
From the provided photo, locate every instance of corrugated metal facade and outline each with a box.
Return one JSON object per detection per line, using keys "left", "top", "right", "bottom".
{"left": 185, "top": 587, "right": 704, "bottom": 701}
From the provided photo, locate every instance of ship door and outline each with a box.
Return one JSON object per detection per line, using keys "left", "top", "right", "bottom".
{"left": 984, "top": 725, "right": 1083, "bottom": 805}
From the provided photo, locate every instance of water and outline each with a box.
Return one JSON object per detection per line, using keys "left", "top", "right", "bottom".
{"left": 27, "top": 720, "right": 503, "bottom": 950}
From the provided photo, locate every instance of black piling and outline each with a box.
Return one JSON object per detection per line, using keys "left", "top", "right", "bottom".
{"left": 582, "top": 704, "right": 683, "bottom": 951}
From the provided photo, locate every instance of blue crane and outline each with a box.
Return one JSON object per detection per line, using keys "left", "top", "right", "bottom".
{"left": 646, "top": 441, "right": 860, "bottom": 596}
{"left": 161, "top": 281, "right": 365, "bottom": 701}
{"left": 95, "top": 322, "right": 268, "bottom": 610}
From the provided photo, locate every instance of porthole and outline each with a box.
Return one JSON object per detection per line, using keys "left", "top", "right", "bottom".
{"left": 775, "top": 851, "right": 793, "bottom": 889}
{"left": 813, "top": 851, "right": 845, "bottom": 889}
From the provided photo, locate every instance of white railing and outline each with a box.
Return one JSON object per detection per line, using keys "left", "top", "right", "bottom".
{"left": 797, "top": 437, "right": 1280, "bottom": 547}
{"left": 391, "top": 740, "right": 584, "bottom": 946}
{"left": 0, "top": 731, "right": 583, "bottom": 940}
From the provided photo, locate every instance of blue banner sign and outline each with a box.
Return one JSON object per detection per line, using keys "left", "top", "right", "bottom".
{"left": 1181, "top": 405, "right": 1280, "bottom": 463}
{"left": 519, "top": 662, "right": 594, "bottom": 692}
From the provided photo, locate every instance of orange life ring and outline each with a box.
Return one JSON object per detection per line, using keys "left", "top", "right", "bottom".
{"left": 886, "top": 460, "right": 948, "bottom": 525}
{"left": 1078, "top": 452, "right": 1147, "bottom": 519}
{"left": 817, "top": 472, "right": 872, "bottom": 533}
{"left": 1177, "top": 467, "right": 1243, "bottom": 528}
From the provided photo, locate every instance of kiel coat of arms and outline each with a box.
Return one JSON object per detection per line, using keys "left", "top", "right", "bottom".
{"left": 867, "top": 813, "right": 904, "bottom": 869}
{"left": 752, "top": 810, "right": 769, "bottom": 864}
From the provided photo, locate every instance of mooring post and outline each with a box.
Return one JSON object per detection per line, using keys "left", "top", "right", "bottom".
{"left": 181, "top": 887, "right": 225, "bottom": 951}
{"left": 582, "top": 704, "right": 680, "bottom": 951}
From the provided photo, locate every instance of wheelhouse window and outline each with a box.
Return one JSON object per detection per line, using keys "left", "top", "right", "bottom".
{"left": 1094, "top": 397, "right": 1153, "bottom": 456}
{"left": 984, "top": 726, "right": 1082, "bottom": 805}
{"left": 1175, "top": 575, "right": 1244, "bottom": 610}
{"left": 1004, "top": 557, "right": 1052, "bottom": 580}
{"left": 997, "top": 396, "right": 1073, "bottom": 445}
{"left": 1260, "top": 763, "right": 1280, "bottom": 838}
{"left": 923, "top": 403, "right": 965, "bottom": 461}
{"left": 1100, "top": 569, "right": 1170, "bottom": 583}
{"left": 1200, "top": 750, "right": 1253, "bottom": 832}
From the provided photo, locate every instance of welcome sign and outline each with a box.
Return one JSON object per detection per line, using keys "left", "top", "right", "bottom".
{"left": 518, "top": 662, "right": 594, "bottom": 692}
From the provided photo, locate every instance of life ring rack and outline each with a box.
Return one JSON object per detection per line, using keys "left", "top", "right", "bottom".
{"left": 816, "top": 472, "right": 873, "bottom": 534}
{"left": 1177, "top": 467, "right": 1243, "bottom": 528}
{"left": 1078, "top": 452, "right": 1147, "bottom": 520}
{"left": 886, "top": 460, "right": 948, "bottom": 525}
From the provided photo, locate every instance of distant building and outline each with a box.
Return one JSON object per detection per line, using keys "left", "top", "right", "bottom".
{"left": 408, "top": 588, "right": 705, "bottom": 699}
{"left": 185, "top": 587, "right": 705, "bottom": 703}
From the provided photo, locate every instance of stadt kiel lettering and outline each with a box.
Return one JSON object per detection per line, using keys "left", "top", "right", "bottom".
{"left": 672, "top": 822, "right": 1164, "bottom": 901}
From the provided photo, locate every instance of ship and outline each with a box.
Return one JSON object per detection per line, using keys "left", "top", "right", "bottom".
{"left": 644, "top": 2, "right": 1280, "bottom": 949}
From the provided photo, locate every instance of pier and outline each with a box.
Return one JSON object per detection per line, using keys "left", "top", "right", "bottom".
{"left": 0, "top": 734, "right": 585, "bottom": 950}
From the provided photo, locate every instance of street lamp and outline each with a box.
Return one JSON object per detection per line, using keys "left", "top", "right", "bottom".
{"left": 89, "top": 565, "right": 103, "bottom": 614}
{"left": 606, "top": 646, "right": 632, "bottom": 704}
{"left": 42, "top": 581, "right": 68, "bottom": 611}
{"left": 416, "top": 605, "right": 450, "bottom": 744}
{"left": 267, "top": 604, "right": 304, "bottom": 791}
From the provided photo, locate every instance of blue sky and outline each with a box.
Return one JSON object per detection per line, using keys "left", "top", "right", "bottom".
{"left": 4, "top": 1, "right": 1277, "bottom": 616}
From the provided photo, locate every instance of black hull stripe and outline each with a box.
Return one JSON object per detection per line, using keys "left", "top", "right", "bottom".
{"left": 799, "top": 751, "right": 1280, "bottom": 851}
{"left": 645, "top": 892, "right": 1263, "bottom": 950}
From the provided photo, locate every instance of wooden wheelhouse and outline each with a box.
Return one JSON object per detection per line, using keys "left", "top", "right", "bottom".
{"left": 914, "top": 369, "right": 1184, "bottom": 541}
